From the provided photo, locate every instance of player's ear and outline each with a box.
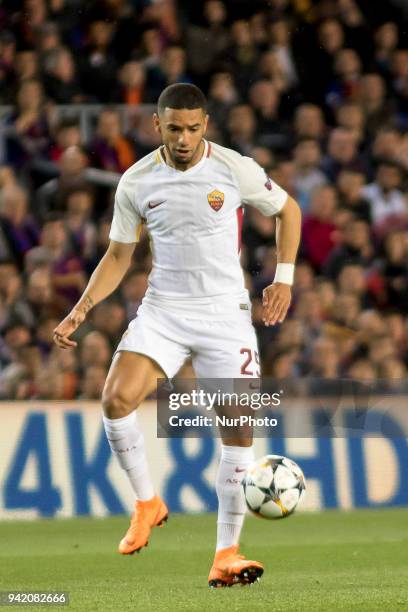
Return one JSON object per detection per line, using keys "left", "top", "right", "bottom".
{"left": 153, "top": 113, "right": 161, "bottom": 134}
{"left": 203, "top": 113, "right": 209, "bottom": 134}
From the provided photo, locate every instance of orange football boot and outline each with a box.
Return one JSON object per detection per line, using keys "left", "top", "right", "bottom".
{"left": 118, "top": 495, "right": 168, "bottom": 555}
{"left": 208, "top": 545, "right": 264, "bottom": 588}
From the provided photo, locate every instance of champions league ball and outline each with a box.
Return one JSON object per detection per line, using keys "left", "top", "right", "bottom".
{"left": 242, "top": 455, "right": 306, "bottom": 519}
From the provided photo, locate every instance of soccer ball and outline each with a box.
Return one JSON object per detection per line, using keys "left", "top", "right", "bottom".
{"left": 242, "top": 455, "right": 306, "bottom": 519}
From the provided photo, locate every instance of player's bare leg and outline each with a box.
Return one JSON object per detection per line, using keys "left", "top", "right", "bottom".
{"left": 208, "top": 423, "right": 264, "bottom": 588}
{"left": 102, "top": 351, "right": 168, "bottom": 554}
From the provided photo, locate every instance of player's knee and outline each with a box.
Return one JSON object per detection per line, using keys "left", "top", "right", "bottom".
{"left": 102, "top": 387, "right": 134, "bottom": 419}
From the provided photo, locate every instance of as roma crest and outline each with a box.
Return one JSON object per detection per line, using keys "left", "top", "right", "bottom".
{"left": 207, "top": 189, "right": 224, "bottom": 212}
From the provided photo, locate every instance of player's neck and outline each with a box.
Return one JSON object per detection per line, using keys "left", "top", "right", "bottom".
{"left": 163, "top": 140, "right": 206, "bottom": 171}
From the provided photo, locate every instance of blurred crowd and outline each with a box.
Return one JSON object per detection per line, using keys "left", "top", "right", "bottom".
{"left": 0, "top": 0, "right": 407, "bottom": 399}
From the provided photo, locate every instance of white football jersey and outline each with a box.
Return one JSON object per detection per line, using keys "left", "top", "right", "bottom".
{"left": 109, "top": 140, "right": 288, "bottom": 303}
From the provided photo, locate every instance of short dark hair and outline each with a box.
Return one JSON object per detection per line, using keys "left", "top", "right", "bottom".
{"left": 43, "top": 211, "right": 65, "bottom": 225}
{"left": 157, "top": 83, "right": 207, "bottom": 115}
{"left": 57, "top": 118, "right": 80, "bottom": 131}
{"left": 376, "top": 158, "right": 403, "bottom": 173}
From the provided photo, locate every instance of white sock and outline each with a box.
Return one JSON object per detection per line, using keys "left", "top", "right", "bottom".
{"left": 103, "top": 411, "right": 155, "bottom": 501}
{"left": 215, "top": 444, "right": 254, "bottom": 551}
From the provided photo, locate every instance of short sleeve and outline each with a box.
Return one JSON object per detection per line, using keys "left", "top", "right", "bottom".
{"left": 237, "top": 156, "right": 288, "bottom": 216}
{"left": 109, "top": 178, "right": 141, "bottom": 243}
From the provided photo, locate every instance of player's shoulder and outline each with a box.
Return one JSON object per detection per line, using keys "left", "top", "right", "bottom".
{"left": 118, "top": 149, "right": 161, "bottom": 188}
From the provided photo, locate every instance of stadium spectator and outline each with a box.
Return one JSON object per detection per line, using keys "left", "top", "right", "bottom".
{"left": 269, "top": 158, "right": 296, "bottom": 197}
{"left": 24, "top": 266, "right": 57, "bottom": 326}
{"left": 225, "top": 104, "right": 257, "bottom": 155}
{"left": 249, "top": 80, "right": 289, "bottom": 152}
{"left": 335, "top": 102, "right": 366, "bottom": 144}
{"left": 250, "top": 146, "right": 275, "bottom": 170}
{"left": 1, "top": 320, "right": 33, "bottom": 366}
{"left": 3, "top": 79, "right": 50, "bottom": 170}
{"left": 0, "top": 166, "right": 17, "bottom": 190}
{"left": 146, "top": 46, "right": 191, "bottom": 102}
{"left": 12, "top": 0, "right": 49, "bottom": 49}
{"left": 384, "top": 312, "right": 407, "bottom": 354}
{"left": 0, "top": 31, "right": 16, "bottom": 104}
{"left": 138, "top": 29, "right": 163, "bottom": 70}
{"left": 326, "top": 48, "right": 362, "bottom": 110}
{"left": 42, "top": 47, "right": 83, "bottom": 104}
{"left": 207, "top": 71, "right": 239, "bottom": 129}
{"left": 79, "top": 364, "right": 108, "bottom": 399}
{"left": 324, "top": 219, "right": 374, "bottom": 279}
{"left": 292, "top": 138, "right": 327, "bottom": 211}
{"left": 266, "top": 17, "right": 299, "bottom": 90}
{"left": 371, "top": 127, "right": 405, "bottom": 169}
{"left": 13, "top": 49, "right": 39, "bottom": 86}
{"left": 64, "top": 188, "right": 97, "bottom": 262}
{"left": 80, "top": 20, "right": 117, "bottom": 103}
{"left": 309, "top": 336, "right": 340, "bottom": 378}
{"left": 48, "top": 344, "right": 78, "bottom": 399}
{"left": 321, "top": 127, "right": 365, "bottom": 182}
{"left": 79, "top": 330, "right": 111, "bottom": 370}
{"left": 256, "top": 50, "right": 289, "bottom": 96}
{"left": 34, "top": 364, "right": 66, "bottom": 399}
{"left": 90, "top": 301, "right": 127, "bottom": 348}
{"left": 121, "top": 269, "right": 148, "bottom": 321}
{"left": 302, "top": 186, "right": 338, "bottom": 270}
{"left": 89, "top": 109, "right": 135, "bottom": 173}
{"left": 362, "top": 161, "right": 407, "bottom": 228}
{"left": 336, "top": 169, "right": 371, "bottom": 222}
{"left": 293, "top": 288, "right": 324, "bottom": 338}
{"left": 185, "top": 0, "right": 230, "bottom": 79}
{"left": 292, "top": 104, "right": 326, "bottom": 144}
{"left": 313, "top": 19, "right": 345, "bottom": 103}
{"left": 357, "top": 73, "right": 393, "bottom": 137}
{"left": 225, "top": 19, "right": 259, "bottom": 97}
{"left": 337, "top": 264, "right": 374, "bottom": 309}
{"left": 374, "top": 22, "right": 399, "bottom": 75}
{"left": 48, "top": 119, "right": 82, "bottom": 163}
{"left": 336, "top": 0, "right": 373, "bottom": 66}
{"left": 0, "top": 186, "right": 39, "bottom": 269}
{"left": 346, "top": 358, "right": 377, "bottom": 380}
{"left": 248, "top": 12, "right": 268, "bottom": 47}
{"left": 34, "top": 21, "right": 61, "bottom": 56}
{"left": 128, "top": 109, "right": 163, "bottom": 159}
{"left": 25, "top": 214, "right": 86, "bottom": 309}
{"left": 294, "top": 261, "right": 315, "bottom": 293}
{"left": 114, "top": 61, "right": 146, "bottom": 105}
{"left": 36, "top": 146, "right": 90, "bottom": 217}
{"left": 380, "top": 230, "right": 408, "bottom": 312}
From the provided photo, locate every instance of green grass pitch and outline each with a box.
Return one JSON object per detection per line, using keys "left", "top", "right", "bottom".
{"left": 0, "top": 509, "right": 407, "bottom": 612}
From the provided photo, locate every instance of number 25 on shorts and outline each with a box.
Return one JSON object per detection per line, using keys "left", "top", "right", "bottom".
{"left": 240, "top": 348, "right": 261, "bottom": 376}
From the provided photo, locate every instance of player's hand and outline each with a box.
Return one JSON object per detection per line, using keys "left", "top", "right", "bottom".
{"left": 53, "top": 308, "right": 86, "bottom": 349}
{"left": 262, "top": 283, "right": 292, "bottom": 326}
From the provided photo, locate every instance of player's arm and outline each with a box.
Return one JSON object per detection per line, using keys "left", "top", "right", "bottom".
{"left": 53, "top": 240, "right": 136, "bottom": 348}
{"left": 262, "top": 195, "right": 301, "bottom": 326}
{"left": 231, "top": 152, "right": 301, "bottom": 326}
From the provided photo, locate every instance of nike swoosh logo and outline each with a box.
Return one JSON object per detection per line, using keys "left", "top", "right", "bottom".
{"left": 235, "top": 467, "right": 246, "bottom": 473}
{"left": 148, "top": 200, "right": 166, "bottom": 209}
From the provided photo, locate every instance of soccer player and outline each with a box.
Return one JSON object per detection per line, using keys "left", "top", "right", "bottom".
{"left": 53, "top": 83, "right": 301, "bottom": 587}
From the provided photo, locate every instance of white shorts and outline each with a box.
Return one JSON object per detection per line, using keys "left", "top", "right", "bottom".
{"left": 115, "top": 297, "right": 260, "bottom": 380}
